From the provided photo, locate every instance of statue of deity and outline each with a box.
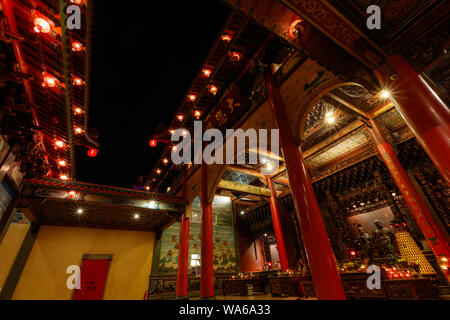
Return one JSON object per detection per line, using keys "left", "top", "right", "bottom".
{"left": 371, "top": 219, "right": 399, "bottom": 260}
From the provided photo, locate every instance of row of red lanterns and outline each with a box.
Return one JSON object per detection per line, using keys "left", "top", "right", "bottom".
{"left": 32, "top": 11, "right": 97, "bottom": 181}
{"left": 148, "top": 31, "right": 239, "bottom": 187}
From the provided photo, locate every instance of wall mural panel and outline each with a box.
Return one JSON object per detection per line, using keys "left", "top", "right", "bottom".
{"left": 158, "top": 195, "right": 237, "bottom": 274}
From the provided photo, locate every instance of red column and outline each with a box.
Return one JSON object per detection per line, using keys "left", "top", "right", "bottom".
{"left": 367, "top": 118, "right": 450, "bottom": 280}
{"left": 375, "top": 54, "right": 450, "bottom": 185}
{"left": 264, "top": 67, "right": 346, "bottom": 300}
{"left": 200, "top": 162, "right": 214, "bottom": 298}
{"left": 176, "top": 212, "right": 190, "bottom": 298}
{"left": 266, "top": 177, "right": 289, "bottom": 271}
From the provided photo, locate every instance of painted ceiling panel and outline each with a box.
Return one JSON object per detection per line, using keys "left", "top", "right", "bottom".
{"left": 306, "top": 130, "right": 369, "bottom": 167}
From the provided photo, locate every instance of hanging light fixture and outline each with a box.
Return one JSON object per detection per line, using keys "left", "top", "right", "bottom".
{"left": 209, "top": 85, "right": 218, "bottom": 95}
{"left": 194, "top": 110, "right": 201, "bottom": 119}
{"left": 229, "top": 51, "right": 242, "bottom": 63}
{"left": 87, "top": 148, "right": 98, "bottom": 157}
{"left": 42, "top": 75, "right": 56, "bottom": 88}
{"left": 58, "top": 160, "right": 67, "bottom": 167}
{"left": 149, "top": 139, "right": 157, "bottom": 147}
{"left": 33, "top": 17, "right": 51, "bottom": 34}
{"left": 221, "top": 34, "right": 232, "bottom": 42}
{"left": 187, "top": 94, "right": 197, "bottom": 102}
{"left": 71, "top": 41, "right": 82, "bottom": 52}
{"left": 202, "top": 68, "right": 212, "bottom": 77}
{"left": 55, "top": 140, "right": 65, "bottom": 148}
{"left": 72, "top": 77, "right": 83, "bottom": 86}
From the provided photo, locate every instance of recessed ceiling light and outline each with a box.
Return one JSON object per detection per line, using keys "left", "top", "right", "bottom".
{"left": 381, "top": 90, "right": 390, "bottom": 98}
{"left": 326, "top": 116, "right": 336, "bottom": 124}
{"left": 76, "top": 208, "right": 83, "bottom": 214}
{"left": 134, "top": 214, "right": 140, "bottom": 219}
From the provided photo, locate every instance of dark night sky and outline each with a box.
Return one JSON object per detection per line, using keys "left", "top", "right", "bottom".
{"left": 76, "top": 1, "right": 231, "bottom": 188}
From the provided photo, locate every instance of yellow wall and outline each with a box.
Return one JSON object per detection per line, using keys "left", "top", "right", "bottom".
{"left": 0, "top": 223, "right": 30, "bottom": 289}
{"left": 12, "top": 226, "right": 155, "bottom": 300}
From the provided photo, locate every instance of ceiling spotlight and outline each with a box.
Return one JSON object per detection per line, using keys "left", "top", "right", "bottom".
{"left": 392, "top": 192, "right": 396, "bottom": 197}
{"left": 58, "top": 160, "right": 67, "bottom": 167}
{"left": 74, "top": 127, "right": 83, "bottom": 134}
{"left": 240, "top": 211, "right": 245, "bottom": 215}
{"left": 156, "top": 169, "right": 161, "bottom": 174}
{"left": 187, "top": 94, "right": 197, "bottom": 102}
{"left": 134, "top": 213, "right": 140, "bottom": 219}
{"left": 76, "top": 208, "right": 83, "bottom": 214}
{"left": 326, "top": 116, "right": 336, "bottom": 124}
{"left": 74, "top": 107, "right": 83, "bottom": 114}
{"left": 145, "top": 186, "right": 150, "bottom": 191}
{"left": 60, "top": 174, "right": 68, "bottom": 180}
{"left": 163, "top": 158, "right": 169, "bottom": 164}
{"left": 69, "top": 191, "right": 76, "bottom": 196}
{"left": 194, "top": 110, "right": 202, "bottom": 119}
{"left": 177, "top": 114, "right": 184, "bottom": 121}
{"left": 264, "top": 233, "right": 268, "bottom": 237}
{"left": 380, "top": 90, "right": 390, "bottom": 99}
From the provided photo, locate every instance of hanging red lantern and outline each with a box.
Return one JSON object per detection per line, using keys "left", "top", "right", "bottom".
{"left": 87, "top": 148, "right": 98, "bottom": 157}
{"left": 149, "top": 139, "right": 157, "bottom": 147}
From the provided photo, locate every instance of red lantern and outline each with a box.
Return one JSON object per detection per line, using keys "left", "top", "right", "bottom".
{"left": 87, "top": 148, "right": 98, "bottom": 157}
{"left": 149, "top": 139, "right": 157, "bottom": 147}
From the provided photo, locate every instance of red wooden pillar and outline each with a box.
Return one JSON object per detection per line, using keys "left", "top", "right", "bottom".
{"left": 264, "top": 66, "right": 346, "bottom": 300}
{"left": 200, "top": 161, "right": 214, "bottom": 298}
{"left": 375, "top": 54, "right": 450, "bottom": 185}
{"left": 176, "top": 212, "right": 190, "bottom": 298}
{"left": 266, "top": 176, "right": 289, "bottom": 271}
{"left": 367, "top": 118, "right": 450, "bottom": 280}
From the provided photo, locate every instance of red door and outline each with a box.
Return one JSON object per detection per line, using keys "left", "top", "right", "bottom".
{"left": 72, "top": 259, "right": 111, "bottom": 300}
